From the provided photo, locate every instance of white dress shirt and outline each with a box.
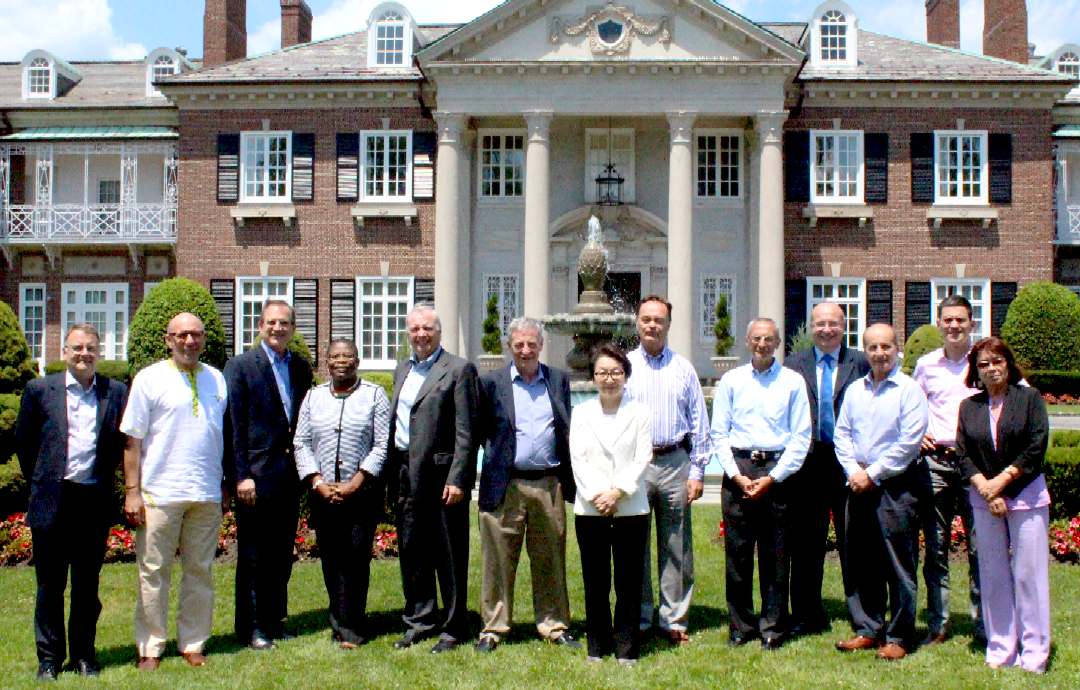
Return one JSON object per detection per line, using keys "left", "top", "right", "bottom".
{"left": 64, "top": 371, "right": 99, "bottom": 484}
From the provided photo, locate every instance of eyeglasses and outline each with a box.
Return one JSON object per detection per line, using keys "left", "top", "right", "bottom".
{"left": 975, "top": 356, "right": 1007, "bottom": 370}
{"left": 594, "top": 369, "right": 625, "bottom": 380}
{"left": 167, "top": 330, "right": 205, "bottom": 340}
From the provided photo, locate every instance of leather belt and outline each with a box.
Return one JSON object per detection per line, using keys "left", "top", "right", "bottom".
{"left": 732, "top": 448, "right": 784, "bottom": 464}
{"left": 652, "top": 437, "right": 690, "bottom": 456}
{"left": 510, "top": 467, "right": 560, "bottom": 480}
{"left": 920, "top": 445, "right": 957, "bottom": 460}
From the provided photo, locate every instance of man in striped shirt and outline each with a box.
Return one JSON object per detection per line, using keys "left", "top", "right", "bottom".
{"left": 625, "top": 295, "right": 711, "bottom": 646}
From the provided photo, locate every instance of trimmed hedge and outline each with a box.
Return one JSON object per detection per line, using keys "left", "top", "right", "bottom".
{"left": 901, "top": 324, "right": 943, "bottom": 375}
{"left": 360, "top": 371, "right": 394, "bottom": 399}
{"left": 0, "top": 394, "right": 19, "bottom": 470}
{"left": 1053, "top": 430, "right": 1080, "bottom": 448}
{"left": 1047, "top": 447, "right": 1080, "bottom": 520}
{"left": 128, "top": 278, "right": 227, "bottom": 375}
{"left": 44, "top": 359, "right": 132, "bottom": 385}
{"left": 0, "top": 456, "right": 27, "bottom": 517}
{"left": 0, "top": 300, "right": 38, "bottom": 393}
{"left": 1001, "top": 282, "right": 1080, "bottom": 373}
{"left": 1027, "top": 370, "right": 1080, "bottom": 396}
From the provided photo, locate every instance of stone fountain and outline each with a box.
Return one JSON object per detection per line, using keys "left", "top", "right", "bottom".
{"left": 542, "top": 215, "right": 636, "bottom": 379}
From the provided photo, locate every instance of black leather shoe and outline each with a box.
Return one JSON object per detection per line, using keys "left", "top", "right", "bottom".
{"left": 71, "top": 659, "right": 101, "bottom": 676}
{"left": 551, "top": 633, "right": 583, "bottom": 650}
{"left": 475, "top": 635, "right": 498, "bottom": 653}
{"left": 728, "top": 633, "right": 756, "bottom": 647}
{"left": 250, "top": 634, "right": 275, "bottom": 650}
{"left": 431, "top": 638, "right": 459, "bottom": 654}
{"left": 36, "top": 663, "right": 59, "bottom": 681}
{"left": 761, "top": 637, "right": 784, "bottom": 651}
{"left": 394, "top": 631, "right": 426, "bottom": 649}
{"left": 275, "top": 631, "right": 296, "bottom": 641}
{"left": 790, "top": 621, "right": 830, "bottom": 637}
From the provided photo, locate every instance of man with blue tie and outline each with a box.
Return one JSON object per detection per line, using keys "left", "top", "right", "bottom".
{"left": 784, "top": 302, "right": 869, "bottom": 635}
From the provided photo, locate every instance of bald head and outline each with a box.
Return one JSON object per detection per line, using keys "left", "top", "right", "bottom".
{"left": 863, "top": 323, "right": 899, "bottom": 381}
{"left": 810, "top": 302, "right": 846, "bottom": 354}
{"left": 166, "top": 312, "right": 207, "bottom": 371}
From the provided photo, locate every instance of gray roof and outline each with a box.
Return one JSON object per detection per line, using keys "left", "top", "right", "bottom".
{"left": 800, "top": 30, "right": 1074, "bottom": 84}
{"left": 759, "top": 23, "right": 807, "bottom": 49}
{"left": 0, "top": 59, "right": 186, "bottom": 109}
{"left": 166, "top": 24, "right": 459, "bottom": 85}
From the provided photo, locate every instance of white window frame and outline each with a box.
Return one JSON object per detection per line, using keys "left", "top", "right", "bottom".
{"left": 810, "top": 2, "right": 858, "bottom": 68}
{"left": 700, "top": 274, "right": 736, "bottom": 342}
{"left": 19, "top": 283, "right": 46, "bottom": 374}
{"left": 235, "top": 277, "right": 293, "bottom": 353}
{"left": 1057, "top": 51, "right": 1080, "bottom": 78}
{"left": 98, "top": 179, "right": 121, "bottom": 205}
{"left": 931, "top": 278, "right": 991, "bottom": 339}
{"left": 934, "top": 130, "right": 989, "bottom": 206}
{"left": 806, "top": 277, "right": 866, "bottom": 349}
{"left": 810, "top": 129, "right": 864, "bottom": 204}
{"left": 483, "top": 274, "right": 520, "bottom": 341}
{"left": 585, "top": 128, "right": 636, "bottom": 204}
{"left": 147, "top": 53, "right": 178, "bottom": 97}
{"left": 477, "top": 130, "right": 526, "bottom": 200}
{"left": 240, "top": 131, "right": 292, "bottom": 203}
{"left": 143, "top": 282, "right": 160, "bottom": 298}
{"left": 360, "top": 130, "right": 412, "bottom": 201}
{"left": 694, "top": 130, "right": 742, "bottom": 202}
{"left": 61, "top": 282, "right": 129, "bottom": 361}
{"left": 367, "top": 9, "right": 412, "bottom": 68}
{"left": 25, "top": 57, "right": 53, "bottom": 99}
{"left": 357, "top": 276, "right": 414, "bottom": 370}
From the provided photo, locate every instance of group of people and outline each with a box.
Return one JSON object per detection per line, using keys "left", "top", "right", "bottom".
{"left": 14, "top": 292, "right": 1052, "bottom": 681}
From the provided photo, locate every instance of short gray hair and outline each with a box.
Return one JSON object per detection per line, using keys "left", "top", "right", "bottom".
{"left": 507, "top": 317, "right": 544, "bottom": 345}
{"left": 745, "top": 317, "right": 779, "bottom": 338}
{"left": 408, "top": 303, "right": 442, "bottom": 331}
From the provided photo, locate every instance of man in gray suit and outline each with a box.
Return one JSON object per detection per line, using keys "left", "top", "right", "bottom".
{"left": 388, "top": 304, "right": 479, "bottom": 653}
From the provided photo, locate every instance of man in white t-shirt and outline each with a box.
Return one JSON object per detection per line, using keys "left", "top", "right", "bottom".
{"left": 120, "top": 312, "right": 228, "bottom": 671}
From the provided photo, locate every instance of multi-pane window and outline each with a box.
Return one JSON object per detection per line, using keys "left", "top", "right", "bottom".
{"left": 812, "top": 130, "right": 863, "bottom": 202}
{"left": 375, "top": 14, "right": 406, "bottom": 66}
{"left": 241, "top": 132, "right": 291, "bottom": 201}
{"left": 28, "top": 57, "right": 51, "bottom": 95}
{"left": 484, "top": 274, "right": 520, "bottom": 340}
{"left": 236, "top": 278, "right": 291, "bottom": 352}
{"left": 149, "top": 54, "right": 176, "bottom": 96}
{"left": 61, "top": 283, "right": 128, "bottom": 360}
{"left": 98, "top": 180, "right": 120, "bottom": 204}
{"left": 935, "top": 131, "right": 987, "bottom": 204}
{"left": 700, "top": 275, "right": 735, "bottom": 340}
{"left": 931, "top": 279, "right": 990, "bottom": 338}
{"left": 362, "top": 131, "right": 411, "bottom": 199}
{"left": 1057, "top": 52, "right": 1080, "bottom": 78}
{"left": 585, "top": 129, "right": 635, "bottom": 203}
{"left": 695, "top": 133, "right": 741, "bottom": 199}
{"left": 20, "top": 284, "right": 46, "bottom": 374}
{"left": 807, "top": 278, "right": 865, "bottom": 349}
{"left": 479, "top": 133, "right": 525, "bottom": 198}
{"left": 820, "top": 11, "right": 847, "bottom": 62}
{"left": 358, "top": 277, "right": 413, "bottom": 368}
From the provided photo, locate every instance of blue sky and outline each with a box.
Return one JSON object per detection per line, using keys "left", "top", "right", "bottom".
{"left": 1, "top": 0, "right": 1077, "bottom": 62}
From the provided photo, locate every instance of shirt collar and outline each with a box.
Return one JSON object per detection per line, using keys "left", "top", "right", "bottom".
{"left": 510, "top": 362, "right": 546, "bottom": 384}
{"left": 65, "top": 369, "right": 96, "bottom": 393}
{"left": 751, "top": 358, "right": 780, "bottom": 377}
{"left": 814, "top": 346, "right": 841, "bottom": 363}
{"left": 260, "top": 339, "right": 291, "bottom": 365}
{"left": 638, "top": 345, "right": 671, "bottom": 364}
{"left": 864, "top": 363, "right": 902, "bottom": 387}
{"left": 410, "top": 346, "right": 443, "bottom": 369}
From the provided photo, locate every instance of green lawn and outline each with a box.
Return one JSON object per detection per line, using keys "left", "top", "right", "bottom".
{"left": 1, "top": 505, "right": 1078, "bottom": 689}
{"left": 1048, "top": 405, "right": 1080, "bottom": 416}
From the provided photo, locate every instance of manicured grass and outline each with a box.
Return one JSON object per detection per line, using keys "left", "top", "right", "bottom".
{"left": 1, "top": 505, "right": 1078, "bottom": 688}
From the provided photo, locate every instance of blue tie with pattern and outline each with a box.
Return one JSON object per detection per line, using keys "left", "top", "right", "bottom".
{"left": 820, "top": 353, "right": 835, "bottom": 443}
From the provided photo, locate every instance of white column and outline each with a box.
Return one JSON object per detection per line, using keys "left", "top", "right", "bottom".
{"left": 522, "top": 111, "right": 553, "bottom": 325}
{"left": 433, "top": 112, "right": 466, "bottom": 354}
{"left": 755, "top": 112, "right": 788, "bottom": 346}
{"left": 666, "top": 111, "right": 696, "bottom": 358}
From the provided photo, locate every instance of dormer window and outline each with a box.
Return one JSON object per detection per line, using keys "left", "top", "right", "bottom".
{"left": 151, "top": 56, "right": 176, "bottom": 92}
{"left": 367, "top": 3, "right": 414, "bottom": 68}
{"left": 21, "top": 50, "right": 80, "bottom": 100}
{"left": 145, "top": 48, "right": 187, "bottom": 97}
{"left": 820, "top": 11, "right": 847, "bottom": 61}
{"left": 1058, "top": 51, "right": 1080, "bottom": 78}
{"left": 28, "top": 58, "right": 51, "bottom": 96}
{"left": 810, "top": 2, "right": 858, "bottom": 68}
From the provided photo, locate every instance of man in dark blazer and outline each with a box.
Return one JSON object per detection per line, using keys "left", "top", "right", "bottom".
{"left": 224, "top": 300, "right": 313, "bottom": 649}
{"left": 784, "top": 302, "right": 869, "bottom": 635}
{"left": 388, "top": 304, "right": 478, "bottom": 653}
{"left": 474, "top": 318, "right": 579, "bottom": 653}
{"left": 15, "top": 324, "right": 128, "bottom": 680}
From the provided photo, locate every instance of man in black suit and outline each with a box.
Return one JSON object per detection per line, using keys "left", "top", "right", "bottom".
{"left": 225, "top": 300, "right": 312, "bottom": 649}
{"left": 784, "top": 302, "right": 869, "bottom": 635}
{"left": 16, "top": 324, "right": 128, "bottom": 680}
{"left": 389, "top": 304, "right": 478, "bottom": 653}
{"left": 474, "top": 317, "right": 579, "bottom": 653}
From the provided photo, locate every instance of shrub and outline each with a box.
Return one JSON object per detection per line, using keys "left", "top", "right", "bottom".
{"left": 713, "top": 293, "right": 734, "bottom": 356}
{"left": 1053, "top": 430, "right": 1080, "bottom": 448}
{"left": 0, "top": 300, "right": 37, "bottom": 394}
{"left": 127, "top": 278, "right": 227, "bottom": 375}
{"left": 481, "top": 293, "right": 503, "bottom": 355}
{"left": 252, "top": 331, "right": 314, "bottom": 381}
{"left": 0, "top": 394, "right": 20, "bottom": 471}
{"left": 360, "top": 371, "right": 394, "bottom": 399}
{"left": 901, "top": 324, "right": 943, "bottom": 375}
{"left": 0, "top": 456, "right": 27, "bottom": 517}
{"left": 1027, "top": 370, "right": 1080, "bottom": 396}
{"left": 1001, "top": 282, "right": 1080, "bottom": 373}
{"left": 44, "top": 359, "right": 132, "bottom": 385}
{"left": 786, "top": 322, "right": 812, "bottom": 356}
{"left": 1046, "top": 447, "right": 1080, "bottom": 520}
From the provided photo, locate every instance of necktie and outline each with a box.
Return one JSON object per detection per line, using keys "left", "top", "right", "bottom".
{"left": 819, "top": 353, "right": 835, "bottom": 443}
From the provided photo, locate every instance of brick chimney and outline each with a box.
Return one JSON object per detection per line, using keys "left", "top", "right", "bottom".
{"left": 925, "top": 0, "right": 960, "bottom": 49}
{"left": 281, "top": 0, "right": 313, "bottom": 49}
{"left": 983, "top": 0, "right": 1029, "bottom": 64}
{"left": 203, "top": 0, "right": 247, "bottom": 67}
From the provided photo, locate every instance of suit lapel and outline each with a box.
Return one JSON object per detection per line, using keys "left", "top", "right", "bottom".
{"left": 802, "top": 351, "right": 820, "bottom": 407}
{"left": 587, "top": 399, "right": 634, "bottom": 456}
{"left": 499, "top": 365, "right": 516, "bottom": 428}
{"left": 93, "top": 375, "right": 109, "bottom": 434}
{"left": 48, "top": 375, "right": 68, "bottom": 443}
{"left": 413, "top": 351, "right": 449, "bottom": 408}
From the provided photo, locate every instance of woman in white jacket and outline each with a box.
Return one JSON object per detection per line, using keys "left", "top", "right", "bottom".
{"left": 569, "top": 344, "right": 653, "bottom": 665}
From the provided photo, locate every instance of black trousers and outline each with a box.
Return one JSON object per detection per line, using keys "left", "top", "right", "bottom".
{"left": 788, "top": 442, "right": 851, "bottom": 629}
{"left": 722, "top": 455, "right": 789, "bottom": 641}
{"left": 31, "top": 482, "right": 109, "bottom": 666}
{"left": 235, "top": 488, "right": 300, "bottom": 641}
{"left": 310, "top": 487, "right": 378, "bottom": 645}
{"left": 575, "top": 514, "right": 648, "bottom": 660}
{"left": 844, "top": 465, "right": 921, "bottom": 647}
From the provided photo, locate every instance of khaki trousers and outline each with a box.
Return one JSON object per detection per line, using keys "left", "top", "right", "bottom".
{"left": 479, "top": 475, "right": 570, "bottom": 640}
{"left": 134, "top": 500, "right": 222, "bottom": 658}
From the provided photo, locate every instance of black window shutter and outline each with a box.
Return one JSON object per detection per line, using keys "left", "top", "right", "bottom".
{"left": 216, "top": 134, "right": 240, "bottom": 203}
{"left": 910, "top": 133, "right": 934, "bottom": 203}
{"left": 864, "top": 134, "right": 889, "bottom": 204}
{"left": 989, "top": 133, "right": 1012, "bottom": 204}
{"left": 414, "top": 277, "right": 435, "bottom": 306}
{"left": 904, "top": 281, "right": 932, "bottom": 341}
{"left": 292, "top": 133, "right": 315, "bottom": 202}
{"left": 412, "top": 131, "right": 436, "bottom": 201}
{"left": 210, "top": 279, "right": 236, "bottom": 356}
{"left": 783, "top": 131, "right": 810, "bottom": 203}
{"left": 990, "top": 281, "right": 1018, "bottom": 336}
{"left": 867, "top": 280, "right": 893, "bottom": 325}
{"left": 330, "top": 279, "right": 356, "bottom": 342}
{"left": 784, "top": 278, "right": 807, "bottom": 351}
{"left": 293, "top": 279, "right": 318, "bottom": 365}
{"left": 336, "top": 133, "right": 359, "bottom": 202}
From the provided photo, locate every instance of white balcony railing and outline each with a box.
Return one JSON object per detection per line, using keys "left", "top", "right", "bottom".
{"left": 1, "top": 203, "right": 176, "bottom": 243}
{"left": 1070, "top": 205, "right": 1080, "bottom": 237}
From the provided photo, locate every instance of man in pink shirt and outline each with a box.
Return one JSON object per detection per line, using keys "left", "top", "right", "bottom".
{"left": 912, "top": 294, "right": 984, "bottom": 646}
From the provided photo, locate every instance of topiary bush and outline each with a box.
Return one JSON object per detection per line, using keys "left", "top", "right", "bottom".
{"left": 0, "top": 300, "right": 38, "bottom": 394}
{"left": 127, "top": 278, "right": 227, "bottom": 375}
{"left": 481, "top": 293, "right": 503, "bottom": 355}
{"left": 0, "top": 455, "right": 27, "bottom": 517}
{"left": 713, "top": 293, "right": 734, "bottom": 356}
{"left": 902, "top": 324, "right": 944, "bottom": 375}
{"left": 0, "top": 394, "right": 20, "bottom": 467}
{"left": 45, "top": 359, "right": 132, "bottom": 385}
{"left": 1001, "top": 282, "right": 1080, "bottom": 373}
{"left": 1046, "top": 447, "right": 1080, "bottom": 520}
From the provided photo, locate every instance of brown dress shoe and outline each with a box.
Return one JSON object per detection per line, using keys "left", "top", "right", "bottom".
{"left": 666, "top": 630, "right": 690, "bottom": 647}
{"left": 877, "top": 643, "right": 907, "bottom": 661}
{"left": 137, "top": 656, "right": 160, "bottom": 671}
{"left": 835, "top": 635, "right": 879, "bottom": 651}
{"left": 922, "top": 631, "right": 947, "bottom": 646}
{"left": 182, "top": 652, "right": 207, "bottom": 667}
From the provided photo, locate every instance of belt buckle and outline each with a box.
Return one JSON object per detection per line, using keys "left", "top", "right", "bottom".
{"left": 751, "top": 450, "right": 766, "bottom": 463}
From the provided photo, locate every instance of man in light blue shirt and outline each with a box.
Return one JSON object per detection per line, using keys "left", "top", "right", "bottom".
{"left": 833, "top": 324, "right": 928, "bottom": 662}
{"left": 710, "top": 318, "right": 811, "bottom": 650}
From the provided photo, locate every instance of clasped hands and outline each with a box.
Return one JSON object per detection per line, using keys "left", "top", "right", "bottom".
{"left": 733, "top": 474, "right": 774, "bottom": 500}
{"left": 971, "top": 474, "right": 1009, "bottom": 517}
{"left": 591, "top": 488, "right": 624, "bottom": 516}
{"left": 311, "top": 474, "right": 365, "bottom": 505}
